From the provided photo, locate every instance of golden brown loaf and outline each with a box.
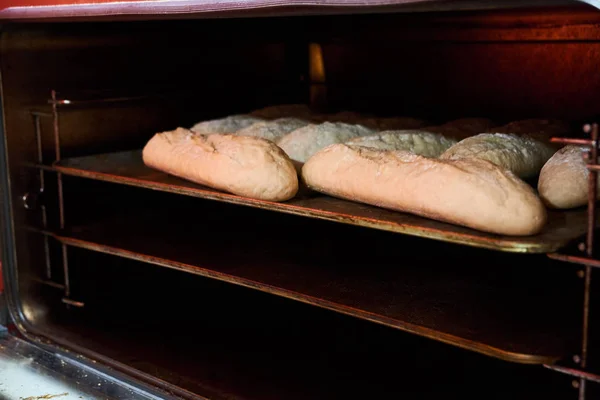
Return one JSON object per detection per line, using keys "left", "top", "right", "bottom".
{"left": 143, "top": 128, "right": 298, "bottom": 202}
{"left": 302, "top": 144, "right": 547, "bottom": 236}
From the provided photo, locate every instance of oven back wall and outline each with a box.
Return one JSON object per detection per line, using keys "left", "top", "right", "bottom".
{"left": 0, "top": 19, "right": 309, "bottom": 328}
{"left": 0, "top": 6, "right": 599, "bottom": 332}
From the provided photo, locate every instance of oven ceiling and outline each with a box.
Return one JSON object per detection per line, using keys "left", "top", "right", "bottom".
{"left": 0, "top": 0, "right": 598, "bottom": 21}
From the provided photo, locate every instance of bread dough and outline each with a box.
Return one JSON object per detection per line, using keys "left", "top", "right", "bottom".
{"left": 345, "top": 130, "right": 456, "bottom": 157}
{"left": 440, "top": 133, "right": 556, "bottom": 178}
{"left": 190, "top": 114, "right": 264, "bottom": 134}
{"left": 277, "top": 122, "right": 376, "bottom": 164}
{"left": 235, "top": 118, "right": 311, "bottom": 142}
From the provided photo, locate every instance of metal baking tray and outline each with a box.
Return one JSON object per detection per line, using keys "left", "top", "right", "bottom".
{"left": 52, "top": 150, "right": 590, "bottom": 254}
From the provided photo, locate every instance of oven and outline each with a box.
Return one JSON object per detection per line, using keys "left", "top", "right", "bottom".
{"left": 0, "top": 1, "right": 599, "bottom": 399}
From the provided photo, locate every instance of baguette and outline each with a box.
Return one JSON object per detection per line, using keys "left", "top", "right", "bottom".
{"left": 277, "top": 121, "right": 376, "bottom": 164}
{"left": 313, "top": 111, "right": 426, "bottom": 130}
{"left": 302, "top": 144, "right": 547, "bottom": 236}
{"left": 538, "top": 145, "right": 598, "bottom": 209}
{"left": 439, "top": 133, "right": 556, "bottom": 179}
{"left": 143, "top": 128, "right": 298, "bottom": 201}
{"left": 235, "top": 118, "right": 311, "bottom": 142}
{"left": 190, "top": 114, "right": 264, "bottom": 134}
{"left": 345, "top": 130, "right": 456, "bottom": 157}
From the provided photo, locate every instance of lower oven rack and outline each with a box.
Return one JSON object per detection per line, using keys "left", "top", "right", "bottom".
{"left": 27, "top": 202, "right": 576, "bottom": 365}
{"left": 36, "top": 263, "right": 572, "bottom": 400}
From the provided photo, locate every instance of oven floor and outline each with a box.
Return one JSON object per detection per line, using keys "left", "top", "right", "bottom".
{"left": 36, "top": 278, "right": 576, "bottom": 400}
{"left": 0, "top": 332, "right": 162, "bottom": 400}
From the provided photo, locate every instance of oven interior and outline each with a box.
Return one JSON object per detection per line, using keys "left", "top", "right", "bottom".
{"left": 2, "top": 5, "right": 600, "bottom": 399}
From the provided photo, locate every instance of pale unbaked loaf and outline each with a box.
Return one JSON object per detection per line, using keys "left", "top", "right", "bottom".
{"left": 439, "top": 133, "right": 557, "bottom": 179}
{"left": 235, "top": 118, "right": 311, "bottom": 142}
{"left": 190, "top": 115, "right": 264, "bottom": 134}
{"left": 143, "top": 128, "right": 298, "bottom": 201}
{"left": 302, "top": 144, "right": 547, "bottom": 236}
{"left": 345, "top": 130, "right": 456, "bottom": 157}
{"left": 538, "top": 145, "right": 597, "bottom": 209}
{"left": 277, "top": 122, "right": 376, "bottom": 164}
{"left": 313, "top": 112, "right": 426, "bottom": 131}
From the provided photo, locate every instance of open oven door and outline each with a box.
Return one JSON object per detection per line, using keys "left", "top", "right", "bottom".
{"left": 0, "top": 257, "right": 170, "bottom": 399}
{"left": 0, "top": 332, "right": 165, "bottom": 400}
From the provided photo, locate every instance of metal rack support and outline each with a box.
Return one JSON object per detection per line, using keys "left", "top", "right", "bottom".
{"left": 50, "top": 90, "right": 83, "bottom": 308}
{"left": 550, "top": 123, "right": 599, "bottom": 400}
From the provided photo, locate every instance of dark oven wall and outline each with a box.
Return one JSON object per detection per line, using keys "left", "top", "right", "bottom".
{"left": 1, "top": 5, "right": 600, "bottom": 399}
{"left": 0, "top": 17, "right": 311, "bottom": 328}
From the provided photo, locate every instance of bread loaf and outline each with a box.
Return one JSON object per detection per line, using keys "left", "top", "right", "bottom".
{"left": 143, "top": 128, "right": 298, "bottom": 201}
{"left": 538, "top": 145, "right": 597, "bottom": 209}
{"left": 235, "top": 118, "right": 311, "bottom": 142}
{"left": 277, "top": 122, "right": 376, "bottom": 164}
{"left": 439, "top": 133, "right": 556, "bottom": 178}
{"left": 302, "top": 144, "right": 547, "bottom": 236}
{"left": 422, "top": 126, "right": 475, "bottom": 141}
{"left": 314, "top": 111, "right": 426, "bottom": 131}
{"left": 190, "top": 115, "right": 264, "bottom": 134}
{"left": 345, "top": 130, "right": 456, "bottom": 157}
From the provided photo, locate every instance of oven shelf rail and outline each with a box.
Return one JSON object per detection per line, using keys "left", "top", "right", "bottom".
{"left": 547, "top": 122, "right": 600, "bottom": 399}
{"left": 28, "top": 88, "right": 195, "bottom": 305}
{"left": 29, "top": 90, "right": 82, "bottom": 308}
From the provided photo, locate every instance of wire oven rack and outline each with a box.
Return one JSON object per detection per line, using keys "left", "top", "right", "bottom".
{"left": 543, "top": 123, "right": 600, "bottom": 400}
{"left": 25, "top": 89, "right": 600, "bottom": 399}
